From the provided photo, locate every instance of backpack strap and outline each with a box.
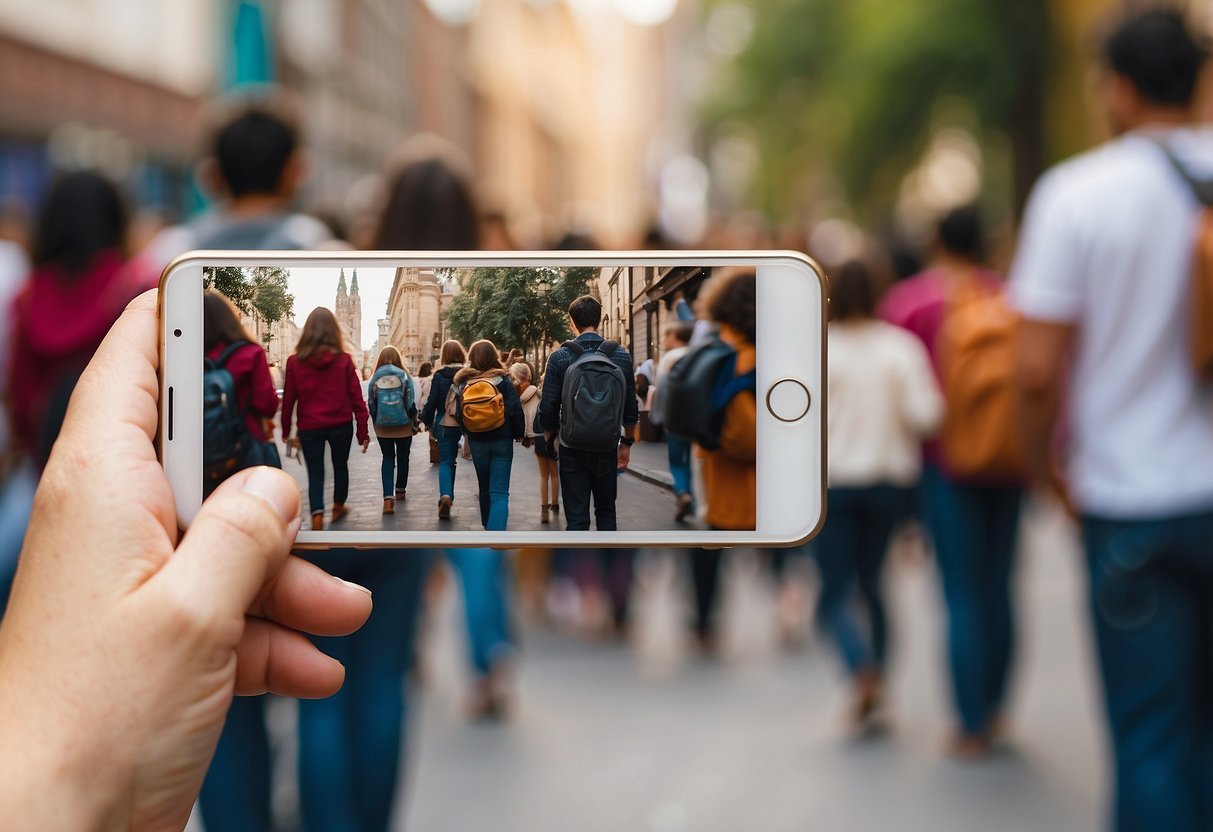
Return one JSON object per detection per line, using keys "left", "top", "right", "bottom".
{"left": 1154, "top": 141, "right": 1213, "bottom": 207}
{"left": 563, "top": 340, "right": 586, "bottom": 358}
{"left": 215, "top": 340, "right": 249, "bottom": 368}
{"left": 598, "top": 340, "right": 620, "bottom": 358}
{"left": 710, "top": 353, "right": 756, "bottom": 410}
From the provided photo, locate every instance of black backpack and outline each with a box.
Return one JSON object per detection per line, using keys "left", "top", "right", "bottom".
{"left": 203, "top": 342, "right": 253, "bottom": 495}
{"left": 661, "top": 336, "right": 756, "bottom": 450}
{"left": 559, "top": 340, "right": 627, "bottom": 453}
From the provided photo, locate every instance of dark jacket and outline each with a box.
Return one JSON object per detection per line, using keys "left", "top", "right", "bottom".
{"left": 420, "top": 363, "right": 462, "bottom": 429}
{"left": 452, "top": 366, "right": 526, "bottom": 442}
{"left": 206, "top": 340, "right": 279, "bottom": 442}
{"left": 538, "top": 332, "right": 639, "bottom": 436}
{"left": 282, "top": 348, "right": 369, "bottom": 443}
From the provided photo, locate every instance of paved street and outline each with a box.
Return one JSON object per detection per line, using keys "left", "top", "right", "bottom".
{"left": 188, "top": 497, "right": 1107, "bottom": 831}
{"left": 282, "top": 431, "right": 702, "bottom": 533}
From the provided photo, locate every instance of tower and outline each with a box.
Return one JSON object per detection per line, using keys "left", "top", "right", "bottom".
{"left": 349, "top": 269, "right": 362, "bottom": 345}
{"left": 335, "top": 268, "right": 349, "bottom": 328}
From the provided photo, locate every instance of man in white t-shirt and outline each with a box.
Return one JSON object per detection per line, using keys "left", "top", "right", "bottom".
{"left": 1011, "top": 10, "right": 1213, "bottom": 831}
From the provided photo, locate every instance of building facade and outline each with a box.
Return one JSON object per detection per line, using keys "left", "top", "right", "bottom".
{"left": 385, "top": 266, "right": 454, "bottom": 371}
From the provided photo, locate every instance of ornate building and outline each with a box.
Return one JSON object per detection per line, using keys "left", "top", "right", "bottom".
{"left": 333, "top": 268, "right": 364, "bottom": 370}
{"left": 385, "top": 267, "right": 455, "bottom": 370}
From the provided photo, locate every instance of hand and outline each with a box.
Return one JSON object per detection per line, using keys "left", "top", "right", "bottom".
{"left": 521, "top": 436, "right": 533, "bottom": 449}
{"left": 361, "top": 438, "right": 370, "bottom": 453}
{"left": 263, "top": 417, "right": 277, "bottom": 438}
{"left": 617, "top": 443, "right": 631, "bottom": 471}
{"left": 288, "top": 435, "right": 301, "bottom": 450}
{"left": 0, "top": 291, "right": 372, "bottom": 830}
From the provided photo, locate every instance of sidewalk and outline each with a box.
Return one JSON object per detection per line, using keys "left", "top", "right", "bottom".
{"left": 624, "top": 439, "right": 674, "bottom": 491}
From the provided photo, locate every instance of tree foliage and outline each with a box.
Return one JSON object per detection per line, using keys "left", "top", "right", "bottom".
{"left": 204, "top": 266, "right": 295, "bottom": 345}
{"left": 445, "top": 267, "right": 592, "bottom": 355}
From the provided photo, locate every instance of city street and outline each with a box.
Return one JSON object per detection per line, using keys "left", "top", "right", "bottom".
{"left": 188, "top": 498, "right": 1107, "bottom": 831}
{"left": 282, "top": 431, "right": 703, "bottom": 532}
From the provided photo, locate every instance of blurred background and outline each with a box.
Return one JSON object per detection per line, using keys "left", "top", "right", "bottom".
{"left": 0, "top": 1, "right": 1203, "bottom": 831}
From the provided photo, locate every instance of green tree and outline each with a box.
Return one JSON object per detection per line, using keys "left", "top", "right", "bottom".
{"left": 203, "top": 266, "right": 295, "bottom": 345}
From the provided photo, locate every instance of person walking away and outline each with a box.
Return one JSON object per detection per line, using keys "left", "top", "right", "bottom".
{"left": 539, "top": 295, "right": 638, "bottom": 531}
{"left": 368, "top": 345, "right": 419, "bottom": 514}
{"left": 818, "top": 258, "right": 943, "bottom": 730}
{"left": 679, "top": 268, "right": 758, "bottom": 652}
{"left": 454, "top": 340, "right": 526, "bottom": 530}
{"left": 421, "top": 339, "right": 469, "bottom": 519}
{"left": 202, "top": 291, "right": 282, "bottom": 498}
{"left": 879, "top": 206, "right": 1024, "bottom": 759}
{"left": 513, "top": 361, "right": 559, "bottom": 522}
{"left": 282, "top": 307, "right": 370, "bottom": 531}
{"left": 652, "top": 321, "right": 696, "bottom": 521}
{"left": 1012, "top": 10, "right": 1213, "bottom": 830}
{"left": 417, "top": 361, "right": 439, "bottom": 464}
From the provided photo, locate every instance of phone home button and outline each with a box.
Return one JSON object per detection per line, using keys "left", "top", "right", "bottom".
{"left": 766, "top": 378, "right": 811, "bottom": 423}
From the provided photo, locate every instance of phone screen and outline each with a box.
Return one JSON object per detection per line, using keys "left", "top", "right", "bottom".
{"left": 202, "top": 263, "right": 757, "bottom": 533}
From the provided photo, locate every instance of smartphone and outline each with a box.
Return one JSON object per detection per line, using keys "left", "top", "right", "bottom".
{"left": 159, "top": 251, "right": 826, "bottom": 548}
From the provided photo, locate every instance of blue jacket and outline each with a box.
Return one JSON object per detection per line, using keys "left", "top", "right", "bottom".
{"left": 367, "top": 364, "right": 418, "bottom": 424}
{"left": 420, "top": 364, "right": 461, "bottom": 429}
{"left": 538, "top": 332, "right": 638, "bottom": 435}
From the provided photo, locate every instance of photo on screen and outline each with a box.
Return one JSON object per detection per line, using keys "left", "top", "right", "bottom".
{"left": 201, "top": 263, "right": 756, "bottom": 533}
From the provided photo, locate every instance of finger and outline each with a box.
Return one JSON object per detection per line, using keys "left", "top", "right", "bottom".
{"left": 234, "top": 617, "right": 346, "bottom": 698}
{"left": 251, "top": 555, "right": 372, "bottom": 637}
{"left": 150, "top": 467, "right": 299, "bottom": 630}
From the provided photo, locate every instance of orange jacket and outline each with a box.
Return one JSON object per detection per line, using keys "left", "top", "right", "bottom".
{"left": 701, "top": 325, "right": 757, "bottom": 530}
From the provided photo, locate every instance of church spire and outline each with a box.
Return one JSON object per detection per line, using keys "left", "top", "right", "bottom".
{"left": 351, "top": 268, "right": 359, "bottom": 295}
{"left": 337, "top": 268, "right": 348, "bottom": 296}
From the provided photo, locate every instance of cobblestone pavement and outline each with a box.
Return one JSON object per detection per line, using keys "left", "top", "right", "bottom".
{"left": 282, "top": 431, "right": 702, "bottom": 533}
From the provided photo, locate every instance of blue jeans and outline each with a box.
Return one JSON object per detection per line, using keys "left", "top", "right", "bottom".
{"left": 199, "top": 696, "right": 272, "bottom": 832}
{"left": 446, "top": 548, "right": 513, "bottom": 677}
{"left": 468, "top": 436, "right": 514, "bottom": 531}
{"left": 921, "top": 463, "right": 1022, "bottom": 736}
{"left": 297, "top": 549, "right": 433, "bottom": 832}
{"left": 812, "top": 485, "right": 903, "bottom": 675}
{"left": 667, "top": 436, "right": 693, "bottom": 500}
{"left": 377, "top": 436, "right": 413, "bottom": 498}
{"left": 432, "top": 423, "right": 461, "bottom": 500}
{"left": 1082, "top": 510, "right": 1213, "bottom": 832}
{"left": 299, "top": 422, "right": 354, "bottom": 515}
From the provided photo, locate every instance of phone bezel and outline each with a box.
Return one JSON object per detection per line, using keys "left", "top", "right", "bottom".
{"left": 159, "top": 250, "right": 827, "bottom": 549}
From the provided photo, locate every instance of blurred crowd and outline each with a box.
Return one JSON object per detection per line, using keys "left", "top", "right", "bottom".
{"left": 1, "top": 5, "right": 1213, "bottom": 832}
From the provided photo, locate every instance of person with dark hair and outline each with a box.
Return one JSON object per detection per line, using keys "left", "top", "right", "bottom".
{"left": 421, "top": 339, "right": 470, "bottom": 517}
{"left": 202, "top": 290, "right": 281, "bottom": 497}
{"left": 538, "top": 294, "right": 639, "bottom": 531}
{"left": 879, "top": 205, "right": 1024, "bottom": 759}
{"left": 374, "top": 157, "right": 479, "bottom": 251}
{"left": 1012, "top": 8, "right": 1213, "bottom": 828}
{"left": 145, "top": 102, "right": 331, "bottom": 268}
{"left": 818, "top": 259, "right": 942, "bottom": 730}
{"left": 282, "top": 307, "right": 370, "bottom": 531}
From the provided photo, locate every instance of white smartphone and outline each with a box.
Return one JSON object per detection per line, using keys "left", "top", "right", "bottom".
{"left": 159, "top": 251, "right": 826, "bottom": 548}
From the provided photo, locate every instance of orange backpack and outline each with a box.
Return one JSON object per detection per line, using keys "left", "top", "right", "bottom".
{"left": 937, "top": 275, "right": 1026, "bottom": 481}
{"left": 456, "top": 375, "right": 507, "bottom": 433}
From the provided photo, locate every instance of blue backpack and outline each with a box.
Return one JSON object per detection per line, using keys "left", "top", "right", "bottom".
{"left": 374, "top": 369, "right": 413, "bottom": 427}
{"left": 203, "top": 342, "right": 252, "bottom": 493}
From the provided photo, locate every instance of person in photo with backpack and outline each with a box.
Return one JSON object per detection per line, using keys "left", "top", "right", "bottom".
{"left": 879, "top": 206, "right": 1024, "bottom": 759}
{"left": 652, "top": 320, "right": 696, "bottom": 521}
{"left": 282, "top": 307, "right": 370, "bottom": 531}
{"left": 420, "top": 339, "right": 469, "bottom": 520}
{"left": 817, "top": 259, "right": 943, "bottom": 731}
{"left": 1012, "top": 11, "right": 1213, "bottom": 829}
{"left": 202, "top": 291, "right": 282, "bottom": 498}
{"left": 538, "top": 294, "right": 638, "bottom": 531}
{"left": 453, "top": 340, "right": 526, "bottom": 530}
{"left": 512, "top": 361, "right": 559, "bottom": 523}
{"left": 671, "top": 268, "right": 758, "bottom": 652}
{"left": 368, "top": 345, "right": 419, "bottom": 515}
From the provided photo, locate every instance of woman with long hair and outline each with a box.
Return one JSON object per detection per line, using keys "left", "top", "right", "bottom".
{"left": 368, "top": 345, "right": 419, "bottom": 514}
{"left": 420, "top": 339, "right": 469, "bottom": 519}
{"left": 453, "top": 339, "right": 526, "bottom": 531}
{"left": 512, "top": 361, "right": 559, "bottom": 523}
{"left": 281, "top": 306, "right": 369, "bottom": 530}
{"left": 202, "top": 290, "right": 281, "bottom": 496}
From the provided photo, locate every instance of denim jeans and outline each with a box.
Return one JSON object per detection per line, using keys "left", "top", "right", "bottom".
{"left": 297, "top": 549, "right": 433, "bottom": 832}
{"left": 199, "top": 696, "right": 272, "bottom": 832}
{"left": 560, "top": 446, "right": 618, "bottom": 531}
{"left": 299, "top": 422, "right": 354, "bottom": 514}
{"left": 431, "top": 423, "right": 461, "bottom": 500}
{"left": 920, "top": 463, "right": 1022, "bottom": 737}
{"left": 812, "top": 485, "right": 903, "bottom": 675}
{"left": 377, "top": 435, "right": 413, "bottom": 498}
{"left": 468, "top": 436, "right": 514, "bottom": 531}
{"left": 446, "top": 548, "right": 514, "bottom": 676}
{"left": 1082, "top": 510, "right": 1213, "bottom": 832}
{"left": 667, "top": 435, "right": 693, "bottom": 499}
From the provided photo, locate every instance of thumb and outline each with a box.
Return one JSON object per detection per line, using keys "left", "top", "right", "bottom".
{"left": 151, "top": 468, "right": 301, "bottom": 635}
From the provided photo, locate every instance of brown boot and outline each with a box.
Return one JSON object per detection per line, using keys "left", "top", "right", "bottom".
{"left": 311, "top": 513, "right": 324, "bottom": 531}
{"left": 383, "top": 498, "right": 395, "bottom": 515}
{"left": 541, "top": 503, "right": 550, "bottom": 524}
{"left": 438, "top": 495, "right": 452, "bottom": 520}
{"left": 331, "top": 503, "right": 349, "bottom": 524}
